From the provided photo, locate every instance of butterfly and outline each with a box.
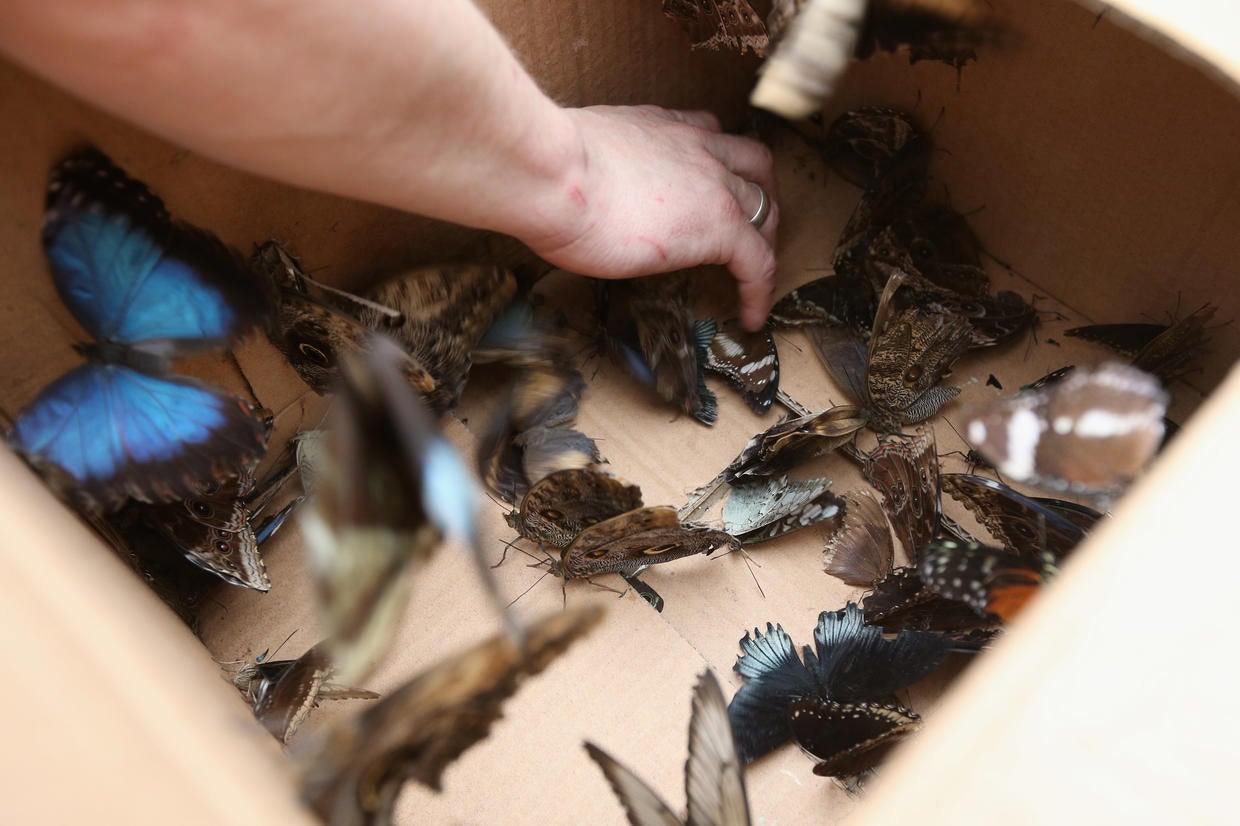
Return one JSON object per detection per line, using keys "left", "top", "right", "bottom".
{"left": 551, "top": 505, "right": 739, "bottom": 581}
{"left": 823, "top": 106, "right": 928, "bottom": 190}
{"left": 962, "top": 363, "right": 1168, "bottom": 495}
{"left": 586, "top": 670, "right": 751, "bottom": 826}
{"left": 232, "top": 641, "right": 379, "bottom": 744}
{"left": 939, "top": 473, "right": 1093, "bottom": 561}
{"left": 255, "top": 240, "right": 517, "bottom": 412}
{"left": 728, "top": 603, "right": 950, "bottom": 765}
{"left": 703, "top": 319, "right": 780, "bottom": 414}
{"left": 787, "top": 696, "right": 921, "bottom": 779}
{"left": 861, "top": 565, "right": 999, "bottom": 633}
{"left": 917, "top": 538, "right": 1057, "bottom": 623}
{"left": 505, "top": 468, "right": 644, "bottom": 550}
{"left": 138, "top": 457, "right": 297, "bottom": 591}
{"left": 662, "top": 0, "right": 769, "bottom": 56}
{"left": 725, "top": 404, "right": 868, "bottom": 482}
{"left": 768, "top": 274, "right": 877, "bottom": 332}
{"left": 299, "top": 604, "right": 603, "bottom": 826}
{"left": 9, "top": 147, "right": 269, "bottom": 511}
{"left": 302, "top": 333, "right": 511, "bottom": 684}
{"left": 722, "top": 475, "right": 844, "bottom": 545}
{"left": 600, "top": 274, "right": 717, "bottom": 425}
{"left": 859, "top": 0, "right": 1003, "bottom": 71}
{"left": 822, "top": 489, "right": 895, "bottom": 586}
{"left": 1064, "top": 303, "right": 1216, "bottom": 384}
{"left": 860, "top": 428, "right": 942, "bottom": 557}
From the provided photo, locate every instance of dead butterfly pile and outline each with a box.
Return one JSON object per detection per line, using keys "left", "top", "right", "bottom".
{"left": 6, "top": 103, "right": 1209, "bottom": 825}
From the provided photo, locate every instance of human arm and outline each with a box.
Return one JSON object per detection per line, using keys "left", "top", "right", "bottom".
{"left": 0, "top": 0, "right": 779, "bottom": 328}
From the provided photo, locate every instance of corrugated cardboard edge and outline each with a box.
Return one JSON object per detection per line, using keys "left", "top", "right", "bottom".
{"left": 0, "top": 449, "right": 319, "bottom": 825}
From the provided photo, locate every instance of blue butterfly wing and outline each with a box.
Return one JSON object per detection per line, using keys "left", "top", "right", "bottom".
{"left": 43, "top": 148, "right": 267, "bottom": 347}
{"left": 11, "top": 364, "right": 267, "bottom": 509}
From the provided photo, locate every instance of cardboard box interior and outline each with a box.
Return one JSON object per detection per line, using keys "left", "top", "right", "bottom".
{"left": 1, "top": 0, "right": 1238, "bottom": 823}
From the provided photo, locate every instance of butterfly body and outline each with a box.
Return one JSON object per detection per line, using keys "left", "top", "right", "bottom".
{"left": 505, "top": 468, "right": 644, "bottom": 550}
{"left": 555, "top": 506, "right": 738, "bottom": 580}
{"left": 10, "top": 147, "right": 268, "bottom": 510}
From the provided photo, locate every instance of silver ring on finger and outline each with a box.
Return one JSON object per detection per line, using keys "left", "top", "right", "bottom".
{"left": 746, "top": 182, "right": 770, "bottom": 229}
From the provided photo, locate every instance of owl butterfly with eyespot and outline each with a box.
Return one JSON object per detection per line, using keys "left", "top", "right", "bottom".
{"left": 703, "top": 318, "right": 780, "bottom": 414}
{"left": 822, "top": 489, "right": 894, "bottom": 586}
{"left": 254, "top": 240, "right": 516, "bottom": 413}
{"left": 866, "top": 273, "right": 972, "bottom": 432}
{"left": 727, "top": 603, "right": 949, "bottom": 767}
{"left": 303, "top": 334, "right": 512, "bottom": 684}
{"left": 1065, "top": 302, "right": 1217, "bottom": 385}
{"left": 299, "top": 605, "right": 603, "bottom": 826}
{"left": 138, "top": 455, "right": 298, "bottom": 592}
{"left": 940, "top": 473, "right": 1096, "bottom": 562}
{"left": 962, "top": 363, "right": 1168, "bottom": 496}
{"left": 725, "top": 405, "right": 868, "bottom": 482}
{"left": 723, "top": 475, "right": 844, "bottom": 545}
{"left": 551, "top": 505, "right": 739, "bottom": 582}
{"left": 599, "top": 274, "right": 717, "bottom": 425}
{"left": 860, "top": 428, "right": 941, "bottom": 557}
{"left": 8, "top": 147, "right": 270, "bottom": 512}
{"left": 233, "top": 641, "right": 379, "bottom": 744}
{"left": 663, "top": 0, "right": 769, "bottom": 56}
{"left": 505, "top": 467, "right": 644, "bottom": 550}
{"left": 917, "top": 539, "right": 1057, "bottom": 624}
{"left": 586, "top": 670, "right": 751, "bottom": 826}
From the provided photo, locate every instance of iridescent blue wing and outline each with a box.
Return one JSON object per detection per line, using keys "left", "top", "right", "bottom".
{"left": 10, "top": 364, "right": 267, "bottom": 510}
{"left": 728, "top": 622, "right": 819, "bottom": 764}
{"left": 43, "top": 147, "right": 266, "bottom": 348}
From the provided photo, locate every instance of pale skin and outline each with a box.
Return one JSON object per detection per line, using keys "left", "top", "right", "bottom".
{"left": 0, "top": 0, "right": 780, "bottom": 329}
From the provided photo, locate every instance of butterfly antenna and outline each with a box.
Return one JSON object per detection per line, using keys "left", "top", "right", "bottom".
{"left": 506, "top": 568, "right": 551, "bottom": 609}
{"left": 225, "top": 351, "right": 263, "bottom": 406}
{"left": 298, "top": 272, "right": 405, "bottom": 323}
{"left": 257, "top": 628, "right": 299, "bottom": 664}
{"left": 493, "top": 535, "right": 527, "bottom": 568}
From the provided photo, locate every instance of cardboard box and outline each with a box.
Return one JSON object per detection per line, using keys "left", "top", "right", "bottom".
{"left": 2, "top": 0, "right": 1238, "bottom": 823}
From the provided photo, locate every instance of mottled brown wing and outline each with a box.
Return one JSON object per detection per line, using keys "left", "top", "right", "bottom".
{"left": 939, "top": 473, "right": 1087, "bottom": 561}
{"left": 301, "top": 606, "right": 604, "bottom": 826}
{"left": 823, "top": 107, "right": 925, "bottom": 189}
{"left": 861, "top": 428, "right": 940, "bottom": 558}
{"left": 360, "top": 264, "right": 517, "bottom": 412}
{"left": 685, "top": 671, "right": 752, "bottom": 826}
{"left": 239, "top": 643, "right": 377, "bottom": 744}
{"left": 725, "top": 405, "right": 868, "bottom": 481}
{"left": 866, "top": 273, "right": 970, "bottom": 430}
{"left": 663, "top": 0, "right": 769, "bottom": 55}
{"left": 823, "top": 489, "right": 894, "bottom": 585}
{"left": 145, "top": 506, "right": 270, "bottom": 592}
{"left": 560, "top": 506, "right": 737, "bottom": 579}
{"left": 507, "top": 468, "right": 644, "bottom": 549}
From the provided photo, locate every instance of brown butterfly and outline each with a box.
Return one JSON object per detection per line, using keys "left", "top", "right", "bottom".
{"left": 722, "top": 475, "right": 844, "bottom": 545}
{"left": 860, "top": 428, "right": 941, "bottom": 557}
{"left": 725, "top": 405, "right": 868, "bottom": 482}
{"left": 663, "top": 0, "right": 769, "bottom": 56}
{"left": 304, "top": 334, "right": 508, "bottom": 684}
{"left": 299, "top": 605, "right": 603, "bottom": 826}
{"left": 505, "top": 468, "right": 644, "bottom": 550}
{"left": 1065, "top": 303, "right": 1217, "bottom": 385}
{"left": 962, "top": 363, "right": 1168, "bottom": 495}
{"left": 552, "top": 505, "right": 739, "bottom": 581}
{"left": 940, "top": 473, "right": 1091, "bottom": 561}
{"left": 823, "top": 106, "right": 928, "bottom": 190}
{"left": 703, "top": 318, "right": 780, "bottom": 414}
{"left": 600, "top": 274, "right": 716, "bottom": 425}
{"left": 822, "top": 489, "right": 894, "bottom": 586}
{"left": 586, "top": 670, "right": 751, "bottom": 826}
{"left": 865, "top": 273, "right": 972, "bottom": 431}
{"left": 233, "top": 642, "right": 379, "bottom": 744}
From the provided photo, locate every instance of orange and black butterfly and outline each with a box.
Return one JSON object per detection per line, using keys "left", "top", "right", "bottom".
{"left": 917, "top": 539, "right": 1057, "bottom": 623}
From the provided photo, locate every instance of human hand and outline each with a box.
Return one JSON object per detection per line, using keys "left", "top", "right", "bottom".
{"left": 522, "top": 105, "right": 780, "bottom": 331}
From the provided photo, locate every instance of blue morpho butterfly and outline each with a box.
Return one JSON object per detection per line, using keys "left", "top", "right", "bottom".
{"left": 9, "top": 147, "right": 269, "bottom": 511}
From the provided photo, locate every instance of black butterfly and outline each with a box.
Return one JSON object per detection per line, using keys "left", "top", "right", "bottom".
{"left": 727, "top": 603, "right": 950, "bottom": 767}
{"left": 1064, "top": 303, "right": 1216, "bottom": 384}
{"left": 861, "top": 565, "right": 999, "bottom": 634}
{"left": 917, "top": 538, "right": 1057, "bottom": 624}
{"left": 787, "top": 696, "right": 921, "bottom": 779}
{"left": 586, "top": 670, "right": 751, "bottom": 825}
{"left": 703, "top": 318, "right": 780, "bottom": 414}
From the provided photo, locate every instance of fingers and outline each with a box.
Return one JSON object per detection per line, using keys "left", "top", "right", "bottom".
{"left": 705, "top": 132, "right": 779, "bottom": 199}
{"left": 657, "top": 108, "right": 723, "bottom": 132}
{"left": 727, "top": 225, "right": 778, "bottom": 331}
{"left": 725, "top": 174, "right": 780, "bottom": 248}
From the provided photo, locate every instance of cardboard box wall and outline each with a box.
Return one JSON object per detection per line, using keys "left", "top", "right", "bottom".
{"left": 2, "top": 0, "right": 1239, "bottom": 823}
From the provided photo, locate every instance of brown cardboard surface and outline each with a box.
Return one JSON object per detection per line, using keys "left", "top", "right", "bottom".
{"left": 1, "top": 1, "right": 1240, "bottom": 824}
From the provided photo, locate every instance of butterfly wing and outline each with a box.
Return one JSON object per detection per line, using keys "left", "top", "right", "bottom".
{"left": 662, "top": 0, "right": 769, "bottom": 55}
{"left": 11, "top": 364, "right": 267, "bottom": 510}
{"left": 703, "top": 319, "right": 779, "bottom": 414}
{"left": 685, "top": 671, "right": 751, "bottom": 826}
{"left": 940, "top": 473, "right": 1086, "bottom": 560}
{"left": 300, "top": 605, "right": 603, "bottom": 825}
{"left": 585, "top": 744, "right": 682, "bottom": 826}
{"left": 823, "top": 489, "right": 895, "bottom": 586}
{"left": 862, "top": 428, "right": 940, "bottom": 556}
{"left": 728, "top": 622, "right": 820, "bottom": 763}
{"left": 918, "top": 539, "right": 1055, "bottom": 623}
{"left": 811, "top": 603, "right": 949, "bottom": 700}
{"left": 862, "top": 565, "right": 997, "bottom": 633}
{"left": 246, "top": 644, "right": 378, "bottom": 744}
{"left": 144, "top": 502, "right": 270, "bottom": 591}
{"left": 44, "top": 148, "right": 264, "bottom": 348}
{"left": 509, "top": 468, "right": 644, "bottom": 549}
{"left": 560, "top": 506, "right": 737, "bottom": 579}
{"left": 787, "top": 697, "right": 921, "bottom": 778}
{"left": 723, "top": 476, "right": 843, "bottom": 545}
